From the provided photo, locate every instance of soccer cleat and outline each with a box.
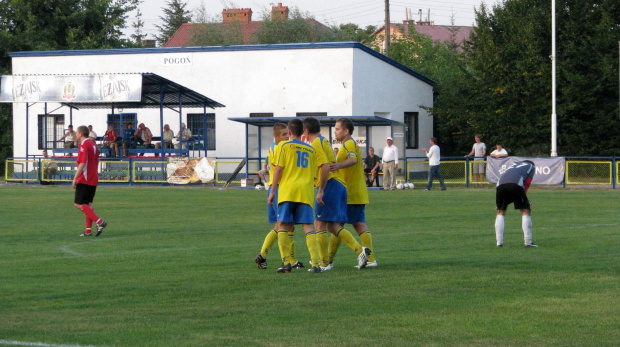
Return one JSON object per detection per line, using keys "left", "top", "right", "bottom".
{"left": 355, "top": 260, "right": 377, "bottom": 269}
{"left": 96, "top": 220, "right": 107, "bottom": 237}
{"left": 307, "top": 266, "right": 322, "bottom": 273}
{"left": 525, "top": 243, "right": 538, "bottom": 248}
{"left": 277, "top": 263, "right": 292, "bottom": 273}
{"left": 80, "top": 232, "right": 92, "bottom": 237}
{"left": 497, "top": 244, "right": 503, "bottom": 248}
{"left": 321, "top": 263, "right": 334, "bottom": 271}
{"left": 255, "top": 254, "right": 267, "bottom": 269}
{"left": 292, "top": 261, "right": 305, "bottom": 269}
{"left": 424, "top": 189, "right": 430, "bottom": 191}
{"left": 357, "top": 247, "right": 371, "bottom": 269}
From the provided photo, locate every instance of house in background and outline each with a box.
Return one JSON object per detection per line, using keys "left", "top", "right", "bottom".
{"left": 370, "top": 9, "right": 473, "bottom": 53}
{"left": 164, "top": 3, "right": 329, "bottom": 47}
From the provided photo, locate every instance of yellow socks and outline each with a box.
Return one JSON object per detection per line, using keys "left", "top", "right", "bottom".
{"left": 260, "top": 229, "right": 277, "bottom": 258}
{"left": 327, "top": 231, "right": 342, "bottom": 264}
{"left": 337, "top": 227, "right": 363, "bottom": 255}
{"left": 316, "top": 230, "right": 329, "bottom": 267}
{"left": 288, "top": 230, "right": 297, "bottom": 264}
{"left": 360, "top": 231, "right": 375, "bottom": 262}
{"left": 277, "top": 229, "right": 291, "bottom": 265}
{"left": 305, "top": 232, "right": 320, "bottom": 268}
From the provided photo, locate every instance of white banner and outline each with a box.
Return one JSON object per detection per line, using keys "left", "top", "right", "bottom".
{"left": 487, "top": 157, "right": 565, "bottom": 185}
{"left": 0, "top": 74, "right": 143, "bottom": 103}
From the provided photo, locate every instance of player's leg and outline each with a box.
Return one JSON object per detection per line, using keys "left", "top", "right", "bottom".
{"left": 521, "top": 209, "right": 535, "bottom": 247}
{"left": 315, "top": 220, "right": 329, "bottom": 267}
{"left": 437, "top": 165, "right": 447, "bottom": 190}
{"left": 425, "top": 167, "right": 434, "bottom": 190}
{"left": 495, "top": 210, "right": 506, "bottom": 247}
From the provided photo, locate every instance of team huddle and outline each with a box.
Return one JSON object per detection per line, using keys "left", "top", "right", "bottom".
{"left": 255, "top": 118, "right": 374, "bottom": 273}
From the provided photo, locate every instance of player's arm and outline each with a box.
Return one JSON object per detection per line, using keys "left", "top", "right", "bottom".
{"left": 524, "top": 177, "right": 532, "bottom": 193}
{"left": 330, "top": 157, "right": 356, "bottom": 171}
{"left": 316, "top": 164, "right": 329, "bottom": 206}
{"left": 72, "top": 162, "right": 86, "bottom": 189}
{"left": 268, "top": 166, "right": 283, "bottom": 206}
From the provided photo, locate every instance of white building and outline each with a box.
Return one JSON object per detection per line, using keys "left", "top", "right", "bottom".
{"left": 8, "top": 42, "right": 434, "bottom": 163}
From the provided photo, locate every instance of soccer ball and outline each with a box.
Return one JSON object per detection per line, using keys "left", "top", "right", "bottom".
{"left": 396, "top": 183, "right": 404, "bottom": 190}
{"left": 255, "top": 184, "right": 264, "bottom": 190}
{"left": 407, "top": 183, "right": 414, "bottom": 189}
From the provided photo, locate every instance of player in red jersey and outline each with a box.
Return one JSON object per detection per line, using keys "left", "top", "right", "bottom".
{"left": 72, "top": 125, "right": 107, "bottom": 237}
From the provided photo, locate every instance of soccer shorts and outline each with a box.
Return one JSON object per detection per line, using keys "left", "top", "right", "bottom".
{"left": 496, "top": 183, "right": 531, "bottom": 210}
{"left": 277, "top": 202, "right": 314, "bottom": 224}
{"left": 315, "top": 179, "right": 347, "bottom": 223}
{"left": 346, "top": 204, "right": 366, "bottom": 225}
{"left": 267, "top": 186, "right": 279, "bottom": 224}
{"left": 473, "top": 161, "right": 486, "bottom": 174}
{"left": 74, "top": 183, "right": 97, "bottom": 205}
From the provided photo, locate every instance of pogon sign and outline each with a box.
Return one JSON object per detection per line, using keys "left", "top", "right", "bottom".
{"left": 161, "top": 54, "right": 193, "bottom": 66}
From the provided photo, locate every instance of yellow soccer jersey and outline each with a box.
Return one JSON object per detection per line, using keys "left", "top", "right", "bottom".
{"left": 266, "top": 142, "right": 281, "bottom": 187}
{"left": 275, "top": 139, "right": 317, "bottom": 206}
{"left": 311, "top": 135, "right": 346, "bottom": 187}
{"left": 337, "top": 138, "right": 369, "bottom": 205}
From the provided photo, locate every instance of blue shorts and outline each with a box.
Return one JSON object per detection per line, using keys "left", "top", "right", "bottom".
{"left": 267, "top": 186, "right": 278, "bottom": 224}
{"left": 346, "top": 204, "right": 366, "bottom": 225}
{"left": 278, "top": 202, "right": 314, "bottom": 224}
{"left": 315, "top": 179, "right": 347, "bottom": 223}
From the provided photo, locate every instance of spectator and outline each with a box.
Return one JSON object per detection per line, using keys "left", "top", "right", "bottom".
{"left": 174, "top": 123, "right": 192, "bottom": 149}
{"left": 58, "top": 125, "right": 76, "bottom": 148}
{"left": 422, "top": 137, "right": 447, "bottom": 191}
{"left": 122, "top": 123, "right": 136, "bottom": 157}
{"left": 364, "top": 147, "right": 381, "bottom": 187}
{"left": 381, "top": 137, "right": 399, "bottom": 190}
{"left": 490, "top": 143, "right": 509, "bottom": 158}
{"left": 102, "top": 124, "right": 119, "bottom": 157}
{"left": 88, "top": 125, "right": 98, "bottom": 142}
{"left": 465, "top": 134, "right": 487, "bottom": 188}
{"left": 155, "top": 124, "right": 175, "bottom": 151}
{"left": 134, "top": 123, "right": 153, "bottom": 156}
{"left": 41, "top": 150, "right": 58, "bottom": 184}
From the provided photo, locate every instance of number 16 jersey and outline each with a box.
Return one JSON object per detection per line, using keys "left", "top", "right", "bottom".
{"left": 275, "top": 139, "right": 317, "bottom": 206}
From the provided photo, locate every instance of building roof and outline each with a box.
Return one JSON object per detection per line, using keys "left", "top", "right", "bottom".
{"left": 10, "top": 42, "right": 435, "bottom": 87}
{"left": 164, "top": 22, "right": 262, "bottom": 47}
{"left": 371, "top": 23, "right": 472, "bottom": 46}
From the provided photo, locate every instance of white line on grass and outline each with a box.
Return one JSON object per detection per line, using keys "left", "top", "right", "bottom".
{"left": 58, "top": 245, "right": 85, "bottom": 257}
{"left": 0, "top": 340, "right": 103, "bottom": 347}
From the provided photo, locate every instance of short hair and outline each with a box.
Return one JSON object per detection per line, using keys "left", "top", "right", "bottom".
{"left": 475, "top": 134, "right": 481, "bottom": 139}
{"left": 430, "top": 137, "right": 438, "bottom": 144}
{"left": 336, "top": 118, "right": 354, "bottom": 135}
{"left": 496, "top": 143, "right": 502, "bottom": 146}
{"left": 68, "top": 125, "right": 73, "bottom": 128}
{"left": 77, "top": 125, "right": 89, "bottom": 137}
{"left": 369, "top": 147, "right": 374, "bottom": 151}
{"left": 302, "top": 117, "right": 321, "bottom": 134}
{"left": 272, "top": 123, "right": 287, "bottom": 136}
{"left": 287, "top": 119, "right": 304, "bottom": 137}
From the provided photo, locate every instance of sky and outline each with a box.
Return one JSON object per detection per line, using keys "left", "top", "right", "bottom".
{"left": 132, "top": 0, "right": 497, "bottom": 41}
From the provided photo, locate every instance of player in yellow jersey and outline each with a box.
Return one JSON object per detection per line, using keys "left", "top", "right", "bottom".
{"left": 302, "top": 117, "right": 370, "bottom": 270}
{"left": 268, "top": 119, "right": 321, "bottom": 273}
{"left": 255, "top": 123, "right": 303, "bottom": 270}
{"left": 329, "top": 118, "right": 376, "bottom": 268}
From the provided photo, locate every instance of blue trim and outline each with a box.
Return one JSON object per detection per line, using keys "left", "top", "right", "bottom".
{"left": 9, "top": 42, "right": 435, "bottom": 87}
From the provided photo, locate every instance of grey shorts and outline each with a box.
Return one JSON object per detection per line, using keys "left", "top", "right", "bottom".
{"left": 473, "top": 161, "right": 486, "bottom": 174}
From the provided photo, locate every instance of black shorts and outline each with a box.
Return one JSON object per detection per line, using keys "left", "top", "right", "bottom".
{"left": 74, "top": 183, "right": 97, "bottom": 205}
{"left": 496, "top": 183, "right": 531, "bottom": 211}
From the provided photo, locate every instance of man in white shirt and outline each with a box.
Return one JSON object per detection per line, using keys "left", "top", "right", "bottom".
{"left": 422, "top": 137, "right": 446, "bottom": 191}
{"left": 174, "top": 123, "right": 192, "bottom": 149}
{"left": 88, "top": 125, "right": 98, "bottom": 142}
{"left": 465, "top": 135, "right": 487, "bottom": 188}
{"left": 490, "top": 143, "right": 508, "bottom": 158}
{"left": 381, "top": 137, "right": 399, "bottom": 190}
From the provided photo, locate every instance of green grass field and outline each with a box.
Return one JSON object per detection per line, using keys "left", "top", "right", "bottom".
{"left": 0, "top": 184, "right": 618, "bottom": 346}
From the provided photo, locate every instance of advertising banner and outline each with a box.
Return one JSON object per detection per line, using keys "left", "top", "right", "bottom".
{"left": 487, "top": 156, "right": 565, "bottom": 185}
{"left": 0, "top": 74, "right": 143, "bottom": 103}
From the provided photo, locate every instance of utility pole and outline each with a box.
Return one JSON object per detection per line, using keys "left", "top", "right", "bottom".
{"left": 384, "top": 0, "right": 390, "bottom": 56}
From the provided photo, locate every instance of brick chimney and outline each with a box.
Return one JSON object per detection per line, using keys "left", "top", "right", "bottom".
{"left": 222, "top": 8, "right": 252, "bottom": 24}
{"left": 271, "top": 3, "right": 289, "bottom": 20}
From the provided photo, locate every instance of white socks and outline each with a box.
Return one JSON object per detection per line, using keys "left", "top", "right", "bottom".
{"left": 522, "top": 215, "right": 533, "bottom": 245}
{"left": 495, "top": 215, "right": 505, "bottom": 246}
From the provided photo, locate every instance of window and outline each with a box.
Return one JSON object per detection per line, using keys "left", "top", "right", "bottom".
{"left": 404, "top": 112, "right": 419, "bottom": 149}
{"left": 249, "top": 113, "right": 273, "bottom": 117}
{"left": 187, "top": 113, "right": 215, "bottom": 150}
{"left": 296, "top": 112, "right": 327, "bottom": 117}
{"left": 38, "top": 114, "right": 64, "bottom": 149}
{"left": 107, "top": 113, "right": 137, "bottom": 138}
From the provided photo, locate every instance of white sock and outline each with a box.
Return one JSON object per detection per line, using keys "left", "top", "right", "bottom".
{"left": 522, "top": 215, "right": 533, "bottom": 244}
{"left": 495, "top": 215, "right": 505, "bottom": 245}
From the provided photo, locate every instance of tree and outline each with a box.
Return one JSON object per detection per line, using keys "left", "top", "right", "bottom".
{"left": 333, "top": 23, "right": 377, "bottom": 43}
{"left": 131, "top": 4, "right": 147, "bottom": 45}
{"left": 155, "top": 0, "right": 192, "bottom": 47}
{"left": 251, "top": 7, "right": 337, "bottom": 44}
{"left": 0, "top": 0, "right": 140, "bottom": 172}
